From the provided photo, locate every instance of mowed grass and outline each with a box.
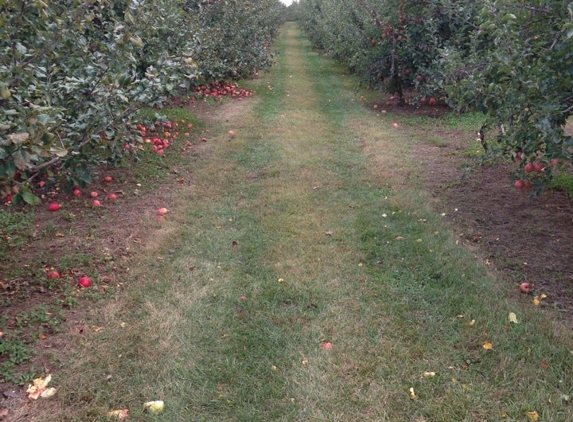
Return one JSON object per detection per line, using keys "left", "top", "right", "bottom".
{"left": 27, "top": 23, "right": 573, "bottom": 422}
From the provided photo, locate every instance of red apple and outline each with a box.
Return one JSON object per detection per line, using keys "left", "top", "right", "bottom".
{"left": 524, "top": 162, "right": 535, "bottom": 173}
{"left": 78, "top": 276, "right": 92, "bottom": 288}
{"left": 108, "top": 193, "right": 117, "bottom": 201}
{"left": 90, "top": 191, "right": 98, "bottom": 198}
{"left": 92, "top": 199, "right": 101, "bottom": 207}
{"left": 514, "top": 180, "right": 525, "bottom": 189}
{"left": 157, "top": 207, "right": 168, "bottom": 215}
{"left": 104, "top": 176, "right": 113, "bottom": 182}
{"left": 515, "top": 151, "right": 523, "bottom": 160}
{"left": 533, "top": 163, "right": 544, "bottom": 173}
{"left": 46, "top": 270, "right": 60, "bottom": 279}
{"left": 428, "top": 97, "right": 437, "bottom": 106}
{"left": 549, "top": 158, "right": 559, "bottom": 167}
{"left": 519, "top": 282, "right": 531, "bottom": 294}
{"left": 48, "top": 202, "right": 60, "bottom": 212}
{"left": 73, "top": 189, "right": 81, "bottom": 197}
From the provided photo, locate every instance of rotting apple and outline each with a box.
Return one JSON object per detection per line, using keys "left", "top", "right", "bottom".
{"left": 47, "top": 270, "right": 60, "bottom": 279}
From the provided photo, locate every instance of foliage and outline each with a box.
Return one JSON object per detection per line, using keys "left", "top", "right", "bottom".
{"left": 298, "top": 0, "right": 479, "bottom": 101}
{"left": 297, "top": 0, "right": 573, "bottom": 181}
{"left": 0, "top": 0, "right": 284, "bottom": 205}
{"left": 440, "top": 1, "right": 573, "bottom": 171}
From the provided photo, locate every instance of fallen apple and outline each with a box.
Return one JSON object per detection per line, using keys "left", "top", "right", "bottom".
{"left": 144, "top": 400, "right": 164, "bottom": 414}
{"left": 46, "top": 270, "right": 60, "bottom": 279}
{"left": 520, "top": 282, "right": 531, "bottom": 294}
{"left": 108, "top": 193, "right": 117, "bottom": 201}
{"left": 90, "top": 191, "right": 98, "bottom": 198}
{"left": 78, "top": 276, "right": 92, "bottom": 288}
{"left": 92, "top": 200, "right": 101, "bottom": 207}
{"left": 104, "top": 176, "right": 113, "bottom": 182}
{"left": 48, "top": 203, "right": 61, "bottom": 212}
{"left": 73, "top": 189, "right": 81, "bottom": 197}
{"left": 157, "top": 207, "right": 168, "bottom": 215}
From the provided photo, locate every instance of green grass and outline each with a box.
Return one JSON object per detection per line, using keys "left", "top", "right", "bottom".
{"left": 550, "top": 171, "right": 573, "bottom": 197}
{"left": 25, "top": 23, "right": 573, "bottom": 422}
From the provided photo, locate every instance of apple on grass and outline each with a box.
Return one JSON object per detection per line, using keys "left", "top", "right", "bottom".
{"left": 47, "top": 270, "right": 60, "bottom": 279}
{"left": 144, "top": 401, "right": 164, "bottom": 414}
{"left": 78, "top": 276, "right": 92, "bottom": 288}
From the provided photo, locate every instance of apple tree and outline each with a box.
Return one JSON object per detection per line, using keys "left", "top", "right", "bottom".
{"left": 0, "top": 0, "right": 284, "bottom": 205}
{"left": 439, "top": 0, "right": 573, "bottom": 182}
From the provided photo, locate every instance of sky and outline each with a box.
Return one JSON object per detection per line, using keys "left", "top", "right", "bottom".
{"left": 280, "top": 0, "right": 294, "bottom": 6}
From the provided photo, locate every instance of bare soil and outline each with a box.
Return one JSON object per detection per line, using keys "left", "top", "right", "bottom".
{"left": 375, "top": 97, "right": 573, "bottom": 323}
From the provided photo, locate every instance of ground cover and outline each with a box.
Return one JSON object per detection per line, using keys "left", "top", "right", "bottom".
{"left": 1, "top": 22, "right": 573, "bottom": 422}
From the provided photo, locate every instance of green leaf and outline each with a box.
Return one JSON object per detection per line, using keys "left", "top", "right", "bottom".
{"left": 20, "top": 189, "right": 41, "bottom": 206}
{"left": 37, "top": 114, "right": 50, "bottom": 125}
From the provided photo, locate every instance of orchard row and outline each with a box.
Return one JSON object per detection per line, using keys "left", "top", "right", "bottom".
{"left": 0, "top": 0, "right": 284, "bottom": 205}
{"left": 294, "top": 0, "right": 573, "bottom": 186}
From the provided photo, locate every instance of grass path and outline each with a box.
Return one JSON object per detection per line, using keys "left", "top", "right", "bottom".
{"left": 36, "top": 23, "right": 573, "bottom": 422}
